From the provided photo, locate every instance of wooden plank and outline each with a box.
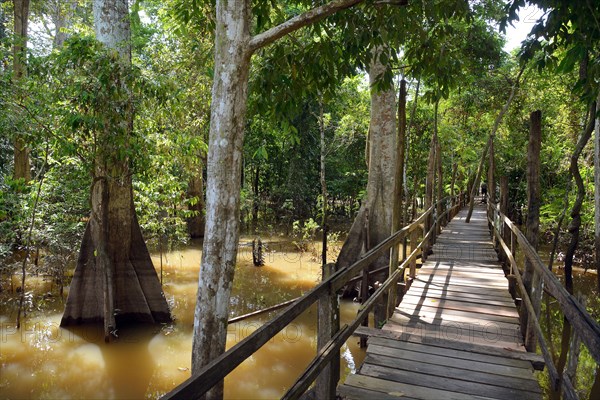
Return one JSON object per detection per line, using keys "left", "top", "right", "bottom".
{"left": 369, "top": 337, "right": 537, "bottom": 374}
{"left": 383, "top": 320, "right": 523, "bottom": 350}
{"left": 390, "top": 312, "right": 522, "bottom": 340}
{"left": 399, "top": 296, "right": 520, "bottom": 318}
{"left": 403, "top": 289, "right": 516, "bottom": 308}
{"left": 408, "top": 275, "right": 509, "bottom": 289}
{"left": 409, "top": 281, "right": 514, "bottom": 301}
{"left": 396, "top": 301, "right": 520, "bottom": 323}
{"left": 342, "top": 374, "right": 495, "bottom": 400}
{"left": 359, "top": 363, "right": 541, "bottom": 400}
{"left": 363, "top": 353, "right": 541, "bottom": 392}
{"left": 337, "top": 384, "right": 419, "bottom": 400}
{"left": 352, "top": 326, "right": 546, "bottom": 369}
{"left": 393, "top": 304, "right": 520, "bottom": 327}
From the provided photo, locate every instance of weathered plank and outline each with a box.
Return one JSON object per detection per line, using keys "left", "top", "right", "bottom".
{"left": 359, "top": 363, "right": 540, "bottom": 400}
{"left": 352, "top": 326, "right": 545, "bottom": 369}
{"left": 343, "top": 374, "right": 494, "bottom": 400}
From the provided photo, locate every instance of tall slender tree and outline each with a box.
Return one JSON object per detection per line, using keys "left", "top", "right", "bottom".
{"left": 191, "top": 2, "right": 366, "bottom": 397}
{"left": 12, "top": 0, "right": 30, "bottom": 182}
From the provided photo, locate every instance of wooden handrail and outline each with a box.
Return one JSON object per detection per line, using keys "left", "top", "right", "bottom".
{"left": 487, "top": 201, "right": 600, "bottom": 365}
{"left": 487, "top": 208, "right": 560, "bottom": 389}
{"left": 163, "top": 194, "right": 461, "bottom": 400}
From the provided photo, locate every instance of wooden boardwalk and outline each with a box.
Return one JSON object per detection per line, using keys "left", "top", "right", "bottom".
{"left": 339, "top": 204, "right": 543, "bottom": 400}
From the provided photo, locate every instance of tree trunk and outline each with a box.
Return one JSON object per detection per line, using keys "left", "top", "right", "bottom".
{"left": 522, "top": 110, "right": 542, "bottom": 352}
{"left": 13, "top": 0, "right": 30, "bottom": 182}
{"left": 500, "top": 176, "right": 510, "bottom": 251}
{"left": 52, "top": 0, "right": 75, "bottom": 48}
{"left": 594, "top": 92, "right": 600, "bottom": 292}
{"left": 388, "top": 78, "right": 406, "bottom": 315}
{"left": 251, "top": 164, "right": 260, "bottom": 233}
{"left": 319, "top": 98, "right": 328, "bottom": 265}
{"left": 564, "top": 101, "right": 596, "bottom": 294}
{"left": 393, "top": 79, "right": 406, "bottom": 231}
{"left": 191, "top": 4, "right": 252, "bottom": 398}
{"left": 423, "top": 133, "right": 437, "bottom": 258}
{"left": 189, "top": 1, "right": 369, "bottom": 397}
{"left": 187, "top": 165, "right": 205, "bottom": 238}
{"left": 336, "top": 47, "right": 396, "bottom": 272}
{"left": 488, "top": 138, "right": 495, "bottom": 204}
{"left": 61, "top": 0, "right": 171, "bottom": 338}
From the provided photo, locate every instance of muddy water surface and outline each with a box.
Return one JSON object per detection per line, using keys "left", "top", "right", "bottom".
{"left": 0, "top": 237, "right": 366, "bottom": 399}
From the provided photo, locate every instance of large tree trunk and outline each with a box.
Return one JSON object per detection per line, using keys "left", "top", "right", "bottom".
{"left": 336, "top": 48, "right": 396, "bottom": 271}
{"left": 13, "top": 0, "right": 30, "bottom": 182}
{"left": 522, "top": 110, "right": 542, "bottom": 352}
{"left": 61, "top": 0, "right": 171, "bottom": 338}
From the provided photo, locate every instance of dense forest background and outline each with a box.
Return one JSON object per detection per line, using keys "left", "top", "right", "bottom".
{"left": 1, "top": 0, "right": 597, "bottom": 274}
{"left": 0, "top": 0, "right": 599, "bottom": 398}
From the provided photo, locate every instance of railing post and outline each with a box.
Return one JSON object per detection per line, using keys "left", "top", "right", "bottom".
{"left": 316, "top": 262, "right": 339, "bottom": 399}
{"left": 409, "top": 227, "right": 418, "bottom": 280}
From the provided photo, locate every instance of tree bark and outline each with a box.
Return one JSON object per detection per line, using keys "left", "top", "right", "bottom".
{"left": 191, "top": 4, "right": 251, "bottom": 397}
{"left": 319, "top": 98, "right": 328, "bottom": 266}
{"left": 488, "top": 138, "right": 495, "bottom": 204}
{"left": 435, "top": 103, "right": 443, "bottom": 234}
{"left": 13, "top": 0, "right": 30, "bottom": 182}
{"left": 187, "top": 165, "right": 205, "bottom": 238}
{"left": 423, "top": 133, "right": 437, "bottom": 257}
{"left": 336, "top": 47, "right": 396, "bottom": 272}
{"left": 61, "top": 0, "right": 171, "bottom": 338}
{"left": 388, "top": 78, "right": 406, "bottom": 315}
{"left": 52, "top": 0, "right": 75, "bottom": 48}
{"left": 564, "top": 101, "right": 596, "bottom": 294}
{"left": 523, "top": 110, "right": 542, "bottom": 352}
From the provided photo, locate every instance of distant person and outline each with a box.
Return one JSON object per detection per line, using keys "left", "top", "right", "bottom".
{"left": 481, "top": 183, "right": 488, "bottom": 203}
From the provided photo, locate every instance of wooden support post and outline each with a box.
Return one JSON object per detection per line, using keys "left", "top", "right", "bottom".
{"left": 500, "top": 176, "right": 510, "bottom": 265}
{"left": 316, "top": 262, "right": 339, "bottom": 399}
{"left": 436, "top": 140, "right": 443, "bottom": 235}
{"left": 409, "top": 228, "right": 418, "bottom": 280}
{"left": 523, "top": 110, "right": 542, "bottom": 352}
{"left": 359, "top": 267, "right": 369, "bottom": 349}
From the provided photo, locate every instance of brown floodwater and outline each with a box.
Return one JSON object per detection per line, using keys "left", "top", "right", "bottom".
{"left": 0, "top": 237, "right": 366, "bottom": 399}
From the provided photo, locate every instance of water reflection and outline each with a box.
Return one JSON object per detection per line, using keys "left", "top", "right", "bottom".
{"left": 0, "top": 237, "right": 365, "bottom": 399}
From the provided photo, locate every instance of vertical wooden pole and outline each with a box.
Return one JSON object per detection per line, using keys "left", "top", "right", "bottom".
{"left": 409, "top": 228, "right": 418, "bottom": 279}
{"left": 500, "top": 176, "right": 510, "bottom": 264}
{"left": 436, "top": 140, "right": 443, "bottom": 234}
{"left": 388, "top": 79, "right": 407, "bottom": 318}
{"left": 360, "top": 210, "right": 370, "bottom": 348}
{"left": 450, "top": 162, "right": 458, "bottom": 207}
{"left": 488, "top": 139, "right": 496, "bottom": 204}
{"left": 523, "top": 110, "right": 542, "bottom": 352}
{"left": 316, "top": 262, "right": 339, "bottom": 399}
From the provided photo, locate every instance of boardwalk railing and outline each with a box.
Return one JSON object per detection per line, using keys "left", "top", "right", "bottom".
{"left": 487, "top": 201, "right": 600, "bottom": 400}
{"left": 163, "top": 194, "right": 465, "bottom": 400}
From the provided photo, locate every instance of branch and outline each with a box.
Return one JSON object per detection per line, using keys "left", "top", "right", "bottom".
{"left": 248, "top": 0, "right": 365, "bottom": 53}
